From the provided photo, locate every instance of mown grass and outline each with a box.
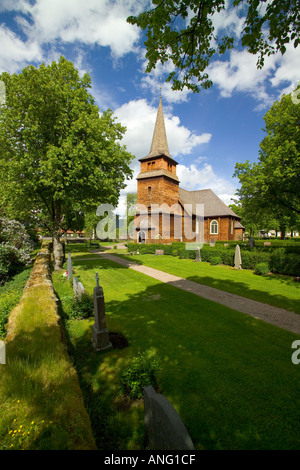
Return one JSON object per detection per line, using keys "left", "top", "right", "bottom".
{"left": 0, "top": 245, "right": 96, "bottom": 450}
{"left": 52, "top": 249, "right": 300, "bottom": 450}
{"left": 115, "top": 253, "right": 300, "bottom": 315}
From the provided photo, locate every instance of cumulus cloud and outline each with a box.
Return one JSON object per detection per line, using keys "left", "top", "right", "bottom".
{"left": 177, "top": 163, "right": 237, "bottom": 205}
{"left": 0, "top": 25, "right": 42, "bottom": 74}
{"left": 19, "top": 0, "right": 145, "bottom": 58}
{"left": 0, "top": 0, "right": 146, "bottom": 74}
{"left": 114, "top": 98, "right": 211, "bottom": 164}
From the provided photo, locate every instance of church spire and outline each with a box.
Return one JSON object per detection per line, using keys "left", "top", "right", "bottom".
{"left": 148, "top": 96, "right": 171, "bottom": 159}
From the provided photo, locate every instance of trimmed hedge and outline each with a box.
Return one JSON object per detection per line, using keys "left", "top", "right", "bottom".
{"left": 127, "top": 243, "right": 300, "bottom": 276}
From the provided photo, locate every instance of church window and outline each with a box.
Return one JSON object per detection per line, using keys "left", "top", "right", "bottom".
{"left": 210, "top": 220, "right": 218, "bottom": 235}
{"left": 148, "top": 186, "right": 152, "bottom": 193}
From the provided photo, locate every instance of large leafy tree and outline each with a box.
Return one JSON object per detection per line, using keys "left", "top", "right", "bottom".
{"left": 0, "top": 56, "right": 134, "bottom": 269}
{"left": 127, "top": 0, "right": 300, "bottom": 92}
{"left": 233, "top": 86, "right": 300, "bottom": 238}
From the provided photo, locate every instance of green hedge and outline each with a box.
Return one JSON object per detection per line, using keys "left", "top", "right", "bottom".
{"left": 127, "top": 243, "right": 300, "bottom": 276}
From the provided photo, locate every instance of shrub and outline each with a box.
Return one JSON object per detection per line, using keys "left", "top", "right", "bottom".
{"left": 61, "top": 293, "right": 94, "bottom": 320}
{"left": 120, "top": 349, "right": 162, "bottom": 399}
{"left": 254, "top": 262, "right": 270, "bottom": 275}
{"left": 0, "top": 218, "right": 34, "bottom": 282}
{"left": 210, "top": 256, "right": 222, "bottom": 265}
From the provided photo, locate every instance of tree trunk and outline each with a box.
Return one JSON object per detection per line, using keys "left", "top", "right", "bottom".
{"left": 279, "top": 225, "right": 286, "bottom": 240}
{"left": 53, "top": 233, "right": 65, "bottom": 271}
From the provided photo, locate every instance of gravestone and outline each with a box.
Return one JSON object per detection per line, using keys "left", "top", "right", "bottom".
{"left": 67, "top": 253, "right": 73, "bottom": 280}
{"left": 144, "top": 386, "right": 195, "bottom": 450}
{"left": 92, "top": 272, "right": 112, "bottom": 353}
{"left": 73, "top": 276, "right": 79, "bottom": 296}
{"left": 77, "top": 281, "right": 85, "bottom": 299}
{"left": 234, "top": 244, "right": 242, "bottom": 269}
{"left": 195, "top": 247, "right": 201, "bottom": 262}
{"left": 155, "top": 250, "right": 164, "bottom": 255}
{"left": 73, "top": 276, "right": 86, "bottom": 299}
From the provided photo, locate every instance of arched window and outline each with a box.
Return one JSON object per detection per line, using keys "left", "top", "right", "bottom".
{"left": 210, "top": 220, "right": 218, "bottom": 235}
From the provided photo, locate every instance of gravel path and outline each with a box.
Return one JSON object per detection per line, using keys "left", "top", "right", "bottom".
{"left": 92, "top": 252, "right": 300, "bottom": 335}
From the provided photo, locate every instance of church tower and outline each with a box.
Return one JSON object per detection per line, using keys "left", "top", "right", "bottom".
{"left": 135, "top": 97, "right": 181, "bottom": 242}
{"left": 136, "top": 96, "right": 179, "bottom": 208}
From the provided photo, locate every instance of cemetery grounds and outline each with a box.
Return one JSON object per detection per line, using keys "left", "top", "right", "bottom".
{"left": 52, "top": 242, "right": 300, "bottom": 450}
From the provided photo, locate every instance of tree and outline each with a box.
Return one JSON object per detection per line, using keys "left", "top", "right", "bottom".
{"left": 0, "top": 56, "right": 134, "bottom": 269}
{"left": 127, "top": 0, "right": 300, "bottom": 93}
{"left": 233, "top": 85, "right": 300, "bottom": 238}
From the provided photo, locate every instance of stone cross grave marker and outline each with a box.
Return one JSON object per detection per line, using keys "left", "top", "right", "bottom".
{"left": 92, "top": 272, "right": 112, "bottom": 352}
{"left": 67, "top": 253, "right": 73, "bottom": 280}
{"left": 234, "top": 244, "right": 242, "bottom": 270}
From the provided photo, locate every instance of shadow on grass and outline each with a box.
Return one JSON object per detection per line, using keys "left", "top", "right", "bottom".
{"left": 55, "top": 286, "right": 146, "bottom": 451}
{"left": 54, "top": 267, "right": 300, "bottom": 450}
{"left": 185, "top": 275, "right": 300, "bottom": 315}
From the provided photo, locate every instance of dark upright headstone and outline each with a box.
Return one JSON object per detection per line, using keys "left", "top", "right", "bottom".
{"left": 144, "top": 386, "right": 195, "bottom": 450}
{"left": 92, "top": 272, "right": 112, "bottom": 352}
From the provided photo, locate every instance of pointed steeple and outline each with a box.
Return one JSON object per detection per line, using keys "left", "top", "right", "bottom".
{"left": 148, "top": 96, "right": 171, "bottom": 158}
{"left": 139, "top": 97, "right": 177, "bottom": 163}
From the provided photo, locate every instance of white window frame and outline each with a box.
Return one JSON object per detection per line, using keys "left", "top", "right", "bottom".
{"left": 210, "top": 219, "right": 218, "bottom": 235}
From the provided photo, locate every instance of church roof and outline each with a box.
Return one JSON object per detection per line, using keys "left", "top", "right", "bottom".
{"left": 139, "top": 96, "right": 178, "bottom": 164}
{"left": 179, "top": 188, "right": 241, "bottom": 219}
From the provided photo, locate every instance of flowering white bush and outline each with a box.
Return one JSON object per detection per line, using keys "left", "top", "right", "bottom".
{"left": 0, "top": 218, "right": 34, "bottom": 281}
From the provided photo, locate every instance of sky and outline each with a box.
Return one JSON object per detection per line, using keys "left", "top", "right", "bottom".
{"left": 0, "top": 0, "right": 299, "bottom": 217}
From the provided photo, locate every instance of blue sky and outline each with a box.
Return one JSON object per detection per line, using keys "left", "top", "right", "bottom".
{"left": 0, "top": 0, "right": 299, "bottom": 216}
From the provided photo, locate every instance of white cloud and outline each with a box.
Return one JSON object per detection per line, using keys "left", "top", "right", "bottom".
{"left": 114, "top": 98, "right": 211, "bottom": 163}
{"left": 177, "top": 163, "right": 237, "bottom": 204}
{"left": 18, "top": 0, "right": 145, "bottom": 58}
{"left": 0, "top": 25, "right": 42, "bottom": 74}
{"left": 0, "top": 0, "right": 147, "bottom": 74}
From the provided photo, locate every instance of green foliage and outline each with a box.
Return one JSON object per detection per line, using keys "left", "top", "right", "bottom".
{"left": 127, "top": 242, "right": 300, "bottom": 276}
{"left": 0, "top": 56, "right": 134, "bottom": 269}
{"left": 254, "top": 262, "right": 270, "bottom": 276}
{"left": 210, "top": 256, "right": 222, "bottom": 265}
{"left": 0, "top": 218, "right": 34, "bottom": 282}
{"left": 120, "top": 349, "right": 162, "bottom": 400}
{"left": 127, "top": 0, "right": 299, "bottom": 93}
{"left": 60, "top": 293, "right": 94, "bottom": 320}
{"left": 234, "top": 88, "right": 300, "bottom": 233}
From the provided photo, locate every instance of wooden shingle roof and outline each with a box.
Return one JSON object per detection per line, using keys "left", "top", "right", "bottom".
{"left": 179, "top": 188, "right": 241, "bottom": 219}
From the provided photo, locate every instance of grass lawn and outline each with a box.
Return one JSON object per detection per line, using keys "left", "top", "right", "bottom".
{"left": 115, "top": 253, "right": 300, "bottom": 315}
{"left": 52, "top": 246, "right": 300, "bottom": 450}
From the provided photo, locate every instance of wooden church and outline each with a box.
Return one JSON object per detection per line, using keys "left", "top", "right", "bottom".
{"left": 134, "top": 97, "right": 244, "bottom": 244}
